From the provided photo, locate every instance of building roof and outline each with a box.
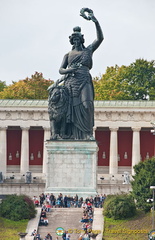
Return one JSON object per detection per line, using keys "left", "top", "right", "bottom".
{"left": 0, "top": 99, "right": 47, "bottom": 107}
{"left": 95, "top": 100, "right": 155, "bottom": 108}
{"left": 0, "top": 99, "right": 155, "bottom": 108}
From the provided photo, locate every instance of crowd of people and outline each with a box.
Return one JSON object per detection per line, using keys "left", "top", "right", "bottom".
{"left": 31, "top": 193, "right": 106, "bottom": 240}
{"left": 80, "top": 202, "right": 93, "bottom": 237}
{"left": 33, "top": 193, "right": 106, "bottom": 209}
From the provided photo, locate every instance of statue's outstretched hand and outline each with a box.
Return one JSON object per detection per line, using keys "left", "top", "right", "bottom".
{"left": 89, "top": 12, "right": 97, "bottom": 23}
{"left": 80, "top": 8, "right": 97, "bottom": 23}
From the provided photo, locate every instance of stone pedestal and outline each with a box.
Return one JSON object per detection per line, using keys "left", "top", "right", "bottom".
{"left": 45, "top": 140, "right": 98, "bottom": 198}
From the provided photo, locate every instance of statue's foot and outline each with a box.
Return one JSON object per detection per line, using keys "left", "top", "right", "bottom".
{"left": 89, "top": 135, "right": 95, "bottom": 140}
{"left": 50, "top": 134, "right": 59, "bottom": 140}
{"left": 86, "top": 135, "right": 95, "bottom": 140}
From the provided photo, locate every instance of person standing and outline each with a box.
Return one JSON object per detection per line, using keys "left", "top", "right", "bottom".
{"left": 62, "top": 230, "right": 66, "bottom": 240}
{"left": 66, "top": 231, "right": 70, "bottom": 240}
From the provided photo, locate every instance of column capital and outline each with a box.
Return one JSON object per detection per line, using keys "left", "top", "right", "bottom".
{"left": 0, "top": 126, "right": 8, "bottom": 131}
{"left": 43, "top": 127, "right": 50, "bottom": 131}
{"left": 93, "top": 126, "right": 97, "bottom": 131}
{"left": 109, "top": 127, "right": 119, "bottom": 132}
{"left": 132, "top": 127, "right": 141, "bottom": 132}
{"left": 21, "top": 127, "right": 30, "bottom": 131}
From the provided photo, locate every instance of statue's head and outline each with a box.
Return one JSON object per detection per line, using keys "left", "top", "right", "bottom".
{"left": 69, "top": 26, "right": 85, "bottom": 46}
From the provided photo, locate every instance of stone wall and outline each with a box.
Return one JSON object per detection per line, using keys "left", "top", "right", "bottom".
{"left": 0, "top": 183, "right": 45, "bottom": 198}
{"left": 0, "top": 182, "right": 131, "bottom": 198}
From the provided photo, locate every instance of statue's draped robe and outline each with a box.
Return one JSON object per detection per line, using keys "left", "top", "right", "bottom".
{"left": 64, "top": 46, "right": 94, "bottom": 139}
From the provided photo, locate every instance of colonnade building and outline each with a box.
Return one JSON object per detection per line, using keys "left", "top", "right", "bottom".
{"left": 0, "top": 99, "right": 155, "bottom": 189}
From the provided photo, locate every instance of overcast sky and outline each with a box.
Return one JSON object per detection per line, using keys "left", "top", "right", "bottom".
{"left": 0, "top": 0, "right": 155, "bottom": 85}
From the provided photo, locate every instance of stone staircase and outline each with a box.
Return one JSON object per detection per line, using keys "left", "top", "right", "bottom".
{"left": 38, "top": 208, "right": 84, "bottom": 240}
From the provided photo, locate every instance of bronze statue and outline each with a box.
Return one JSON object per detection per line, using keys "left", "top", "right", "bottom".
{"left": 48, "top": 8, "right": 103, "bottom": 140}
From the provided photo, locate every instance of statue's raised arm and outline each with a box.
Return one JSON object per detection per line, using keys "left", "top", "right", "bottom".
{"left": 80, "top": 8, "right": 104, "bottom": 52}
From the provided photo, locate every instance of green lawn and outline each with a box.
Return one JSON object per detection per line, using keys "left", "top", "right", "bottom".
{"left": 0, "top": 217, "right": 28, "bottom": 240}
{"left": 103, "top": 210, "right": 152, "bottom": 240}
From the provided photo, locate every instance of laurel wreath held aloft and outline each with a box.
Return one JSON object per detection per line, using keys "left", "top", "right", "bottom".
{"left": 80, "top": 8, "right": 94, "bottom": 21}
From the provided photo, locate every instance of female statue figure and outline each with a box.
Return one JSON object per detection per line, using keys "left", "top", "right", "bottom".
{"left": 48, "top": 8, "right": 103, "bottom": 140}
{"left": 59, "top": 8, "right": 103, "bottom": 140}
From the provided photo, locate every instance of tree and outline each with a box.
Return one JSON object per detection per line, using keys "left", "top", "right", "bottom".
{"left": 103, "top": 193, "right": 136, "bottom": 220}
{"left": 0, "top": 194, "right": 36, "bottom": 221}
{"left": 125, "top": 59, "right": 155, "bottom": 100}
{"left": 0, "top": 72, "right": 54, "bottom": 99}
{"left": 0, "top": 80, "right": 6, "bottom": 92}
{"left": 131, "top": 157, "right": 155, "bottom": 212}
{"left": 93, "top": 59, "right": 155, "bottom": 100}
{"left": 93, "top": 65, "right": 130, "bottom": 100}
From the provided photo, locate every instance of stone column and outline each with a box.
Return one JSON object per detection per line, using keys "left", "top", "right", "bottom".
{"left": 42, "top": 127, "right": 50, "bottom": 175}
{"left": 109, "top": 128, "right": 118, "bottom": 175}
{"left": 0, "top": 127, "right": 7, "bottom": 177}
{"left": 20, "top": 127, "right": 29, "bottom": 175}
{"left": 132, "top": 127, "right": 141, "bottom": 175}
{"left": 93, "top": 126, "right": 97, "bottom": 140}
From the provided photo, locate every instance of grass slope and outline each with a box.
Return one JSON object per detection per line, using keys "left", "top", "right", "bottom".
{"left": 103, "top": 210, "right": 153, "bottom": 240}
{"left": 0, "top": 217, "right": 28, "bottom": 240}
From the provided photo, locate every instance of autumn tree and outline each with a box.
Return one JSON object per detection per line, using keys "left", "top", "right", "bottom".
{"left": 0, "top": 72, "right": 54, "bottom": 99}
{"left": 93, "top": 59, "right": 155, "bottom": 100}
{"left": 93, "top": 65, "right": 130, "bottom": 100}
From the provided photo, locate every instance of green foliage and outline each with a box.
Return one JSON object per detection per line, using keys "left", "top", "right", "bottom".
{"left": 131, "top": 157, "right": 155, "bottom": 212}
{"left": 0, "top": 194, "right": 36, "bottom": 221}
{"left": 93, "top": 58, "right": 155, "bottom": 100}
{"left": 103, "top": 194, "right": 136, "bottom": 220}
{"left": 93, "top": 65, "right": 129, "bottom": 100}
{"left": 0, "top": 72, "right": 54, "bottom": 99}
{"left": 0, "top": 80, "right": 7, "bottom": 92}
{"left": 125, "top": 59, "right": 155, "bottom": 100}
